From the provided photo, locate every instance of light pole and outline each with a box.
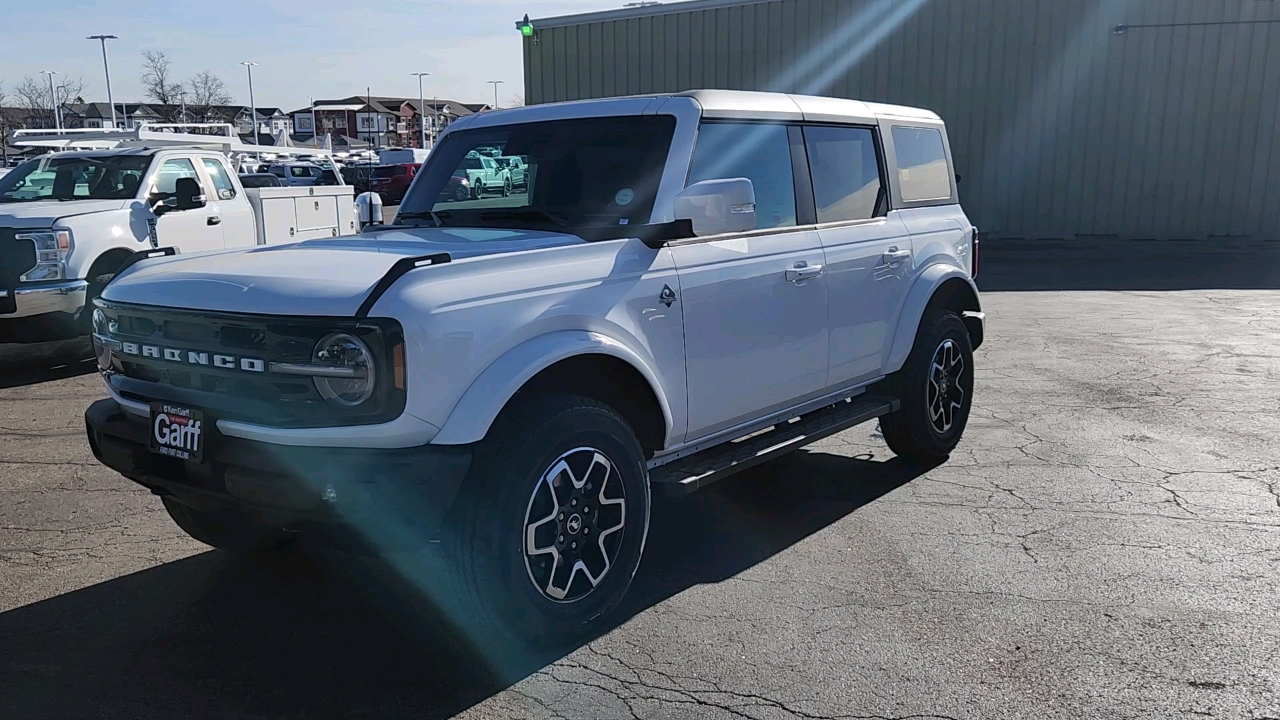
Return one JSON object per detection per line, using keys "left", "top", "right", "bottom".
{"left": 411, "top": 72, "right": 430, "bottom": 149}
{"left": 87, "top": 35, "right": 119, "bottom": 128}
{"left": 40, "top": 71, "right": 60, "bottom": 130}
{"left": 308, "top": 96, "right": 318, "bottom": 146}
{"left": 179, "top": 90, "right": 187, "bottom": 123}
{"left": 487, "top": 80, "right": 504, "bottom": 110}
{"left": 240, "top": 61, "right": 259, "bottom": 145}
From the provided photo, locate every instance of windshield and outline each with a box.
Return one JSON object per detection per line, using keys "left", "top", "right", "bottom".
{"left": 398, "top": 115, "right": 676, "bottom": 233}
{"left": 0, "top": 155, "right": 153, "bottom": 203}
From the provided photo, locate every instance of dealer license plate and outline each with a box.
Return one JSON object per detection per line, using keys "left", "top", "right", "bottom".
{"left": 149, "top": 402, "right": 205, "bottom": 463}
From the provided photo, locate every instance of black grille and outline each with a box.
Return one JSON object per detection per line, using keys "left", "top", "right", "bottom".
{"left": 1, "top": 229, "right": 37, "bottom": 313}
{"left": 95, "top": 300, "right": 405, "bottom": 428}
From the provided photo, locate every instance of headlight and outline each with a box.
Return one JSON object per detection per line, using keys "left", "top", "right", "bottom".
{"left": 311, "top": 333, "right": 376, "bottom": 406}
{"left": 17, "top": 230, "right": 73, "bottom": 282}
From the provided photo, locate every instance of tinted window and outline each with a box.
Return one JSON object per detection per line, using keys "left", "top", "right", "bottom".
{"left": 687, "top": 123, "right": 796, "bottom": 229}
{"left": 152, "top": 158, "right": 201, "bottom": 195}
{"left": 803, "top": 126, "right": 883, "bottom": 222}
{"left": 0, "top": 155, "right": 150, "bottom": 202}
{"left": 200, "top": 158, "right": 236, "bottom": 200}
{"left": 239, "top": 174, "right": 280, "bottom": 188}
{"left": 891, "top": 126, "right": 952, "bottom": 202}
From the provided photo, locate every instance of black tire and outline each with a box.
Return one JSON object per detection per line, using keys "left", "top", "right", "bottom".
{"left": 879, "top": 309, "right": 974, "bottom": 460}
{"left": 455, "top": 185, "right": 470, "bottom": 202}
{"left": 441, "top": 393, "right": 651, "bottom": 649}
{"left": 501, "top": 178, "right": 512, "bottom": 197}
{"left": 472, "top": 181, "right": 484, "bottom": 199}
{"left": 76, "top": 271, "right": 117, "bottom": 333}
{"left": 162, "top": 497, "right": 293, "bottom": 554}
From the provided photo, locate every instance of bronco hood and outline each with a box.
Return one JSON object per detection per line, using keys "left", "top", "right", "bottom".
{"left": 0, "top": 198, "right": 133, "bottom": 228}
{"left": 101, "top": 225, "right": 584, "bottom": 316}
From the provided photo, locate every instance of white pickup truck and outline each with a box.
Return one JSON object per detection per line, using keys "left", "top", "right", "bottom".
{"left": 0, "top": 126, "right": 356, "bottom": 342}
{"left": 84, "top": 90, "right": 983, "bottom": 649}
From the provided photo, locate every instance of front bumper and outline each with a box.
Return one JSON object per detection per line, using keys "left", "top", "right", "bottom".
{"left": 0, "top": 280, "right": 87, "bottom": 342}
{"left": 85, "top": 398, "right": 472, "bottom": 547}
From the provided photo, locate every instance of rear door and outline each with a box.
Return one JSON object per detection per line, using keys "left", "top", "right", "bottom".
{"left": 668, "top": 121, "right": 829, "bottom": 440}
{"left": 803, "top": 124, "right": 914, "bottom": 386}
{"left": 150, "top": 157, "right": 224, "bottom": 252}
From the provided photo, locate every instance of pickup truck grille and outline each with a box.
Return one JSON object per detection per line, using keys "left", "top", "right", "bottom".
{"left": 94, "top": 300, "right": 405, "bottom": 428}
{"left": 0, "top": 229, "right": 37, "bottom": 313}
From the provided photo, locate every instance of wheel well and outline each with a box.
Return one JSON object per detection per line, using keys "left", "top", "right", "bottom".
{"left": 512, "top": 354, "right": 666, "bottom": 457}
{"left": 926, "top": 277, "right": 983, "bottom": 349}
{"left": 86, "top": 248, "right": 134, "bottom": 283}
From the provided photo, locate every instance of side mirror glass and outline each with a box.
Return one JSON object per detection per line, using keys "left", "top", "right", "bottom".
{"left": 673, "top": 178, "right": 756, "bottom": 237}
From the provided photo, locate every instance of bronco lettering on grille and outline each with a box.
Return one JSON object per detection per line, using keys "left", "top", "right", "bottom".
{"left": 120, "top": 342, "right": 265, "bottom": 373}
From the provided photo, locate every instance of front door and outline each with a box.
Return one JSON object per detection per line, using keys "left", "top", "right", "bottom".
{"left": 670, "top": 121, "right": 829, "bottom": 441}
{"left": 151, "top": 158, "right": 224, "bottom": 252}
{"left": 801, "top": 125, "right": 913, "bottom": 385}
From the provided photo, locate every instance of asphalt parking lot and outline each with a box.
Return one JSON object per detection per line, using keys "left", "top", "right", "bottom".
{"left": 2, "top": 241, "right": 1279, "bottom": 719}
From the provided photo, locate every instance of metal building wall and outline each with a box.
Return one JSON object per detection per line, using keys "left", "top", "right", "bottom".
{"left": 523, "top": 0, "right": 1280, "bottom": 240}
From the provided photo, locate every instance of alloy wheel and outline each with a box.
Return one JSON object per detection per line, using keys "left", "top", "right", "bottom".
{"left": 928, "top": 338, "right": 966, "bottom": 434}
{"left": 522, "top": 446, "right": 627, "bottom": 603}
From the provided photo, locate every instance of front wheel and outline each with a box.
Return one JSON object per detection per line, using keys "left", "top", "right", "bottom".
{"left": 454, "top": 185, "right": 470, "bottom": 202}
{"left": 501, "top": 178, "right": 512, "bottom": 197}
{"left": 440, "top": 394, "right": 650, "bottom": 649}
{"left": 879, "top": 309, "right": 975, "bottom": 460}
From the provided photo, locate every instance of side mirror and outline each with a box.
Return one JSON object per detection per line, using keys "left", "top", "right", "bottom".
{"left": 673, "top": 178, "right": 756, "bottom": 237}
{"left": 174, "top": 177, "right": 206, "bottom": 211}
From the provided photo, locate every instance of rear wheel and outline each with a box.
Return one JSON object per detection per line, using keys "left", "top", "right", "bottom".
{"left": 879, "top": 310, "right": 975, "bottom": 460}
{"left": 502, "top": 178, "right": 512, "bottom": 197}
{"left": 162, "top": 497, "right": 293, "bottom": 554}
{"left": 472, "top": 180, "right": 484, "bottom": 199}
{"left": 440, "top": 393, "right": 650, "bottom": 649}
{"left": 454, "top": 184, "right": 470, "bottom": 202}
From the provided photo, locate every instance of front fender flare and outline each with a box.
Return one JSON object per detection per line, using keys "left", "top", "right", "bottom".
{"left": 430, "top": 330, "right": 675, "bottom": 446}
{"left": 884, "top": 265, "right": 981, "bottom": 375}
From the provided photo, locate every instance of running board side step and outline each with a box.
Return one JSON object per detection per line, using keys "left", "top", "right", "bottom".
{"left": 649, "top": 395, "right": 898, "bottom": 497}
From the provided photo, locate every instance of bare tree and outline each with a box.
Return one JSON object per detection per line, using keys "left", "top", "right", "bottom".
{"left": 185, "top": 70, "right": 232, "bottom": 126}
{"left": 0, "top": 82, "right": 10, "bottom": 164}
{"left": 140, "top": 50, "right": 184, "bottom": 121}
{"left": 11, "top": 75, "right": 87, "bottom": 128}
{"left": 508, "top": 93, "right": 526, "bottom": 108}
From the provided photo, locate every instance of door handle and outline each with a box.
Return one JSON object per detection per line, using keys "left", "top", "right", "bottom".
{"left": 881, "top": 247, "right": 912, "bottom": 267}
{"left": 785, "top": 262, "right": 824, "bottom": 283}
{"left": 207, "top": 216, "right": 221, "bottom": 226}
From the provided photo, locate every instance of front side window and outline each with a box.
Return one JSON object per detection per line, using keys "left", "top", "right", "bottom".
{"left": 200, "top": 158, "right": 236, "bottom": 200}
{"left": 687, "top": 123, "right": 796, "bottom": 230}
{"left": 891, "top": 126, "right": 952, "bottom": 202}
{"left": 151, "top": 158, "right": 202, "bottom": 196}
{"left": 804, "top": 126, "right": 884, "bottom": 222}
{"left": 0, "top": 155, "right": 151, "bottom": 202}
{"left": 399, "top": 114, "right": 676, "bottom": 234}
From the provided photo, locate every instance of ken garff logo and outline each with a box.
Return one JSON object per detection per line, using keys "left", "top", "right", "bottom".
{"left": 659, "top": 284, "right": 677, "bottom": 308}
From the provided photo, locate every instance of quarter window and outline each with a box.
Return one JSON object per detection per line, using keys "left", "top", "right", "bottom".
{"left": 891, "top": 126, "right": 952, "bottom": 202}
{"left": 803, "top": 126, "right": 884, "bottom": 222}
{"left": 688, "top": 123, "right": 796, "bottom": 230}
{"left": 200, "top": 158, "right": 236, "bottom": 200}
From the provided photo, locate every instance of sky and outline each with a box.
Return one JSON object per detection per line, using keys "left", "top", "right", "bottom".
{"left": 0, "top": 0, "right": 621, "bottom": 113}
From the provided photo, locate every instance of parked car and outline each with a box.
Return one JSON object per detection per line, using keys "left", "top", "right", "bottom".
{"left": 438, "top": 168, "right": 472, "bottom": 202}
{"left": 237, "top": 173, "right": 281, "bottom": 188}
{"left": 267, "top": 162, "right": 327, "bottom": 187}
{"left": 84, "top": 89, "right": 982, "bottom": 649}
{"left": 340, "top": 164, "right": 376, "bottom": 194}
{"left": 495, "top": 156, "right": 528, "bottom": 189}
{"left": 368, "top": 163, "right": 420, "bottom": 204}
{"left": 460, "top": 153, "right": 511, "bottom": 198}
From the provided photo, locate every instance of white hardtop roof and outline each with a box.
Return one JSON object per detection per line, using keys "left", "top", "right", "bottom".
{"left": 450, "top": 89, "right": 940, "bottom": 132}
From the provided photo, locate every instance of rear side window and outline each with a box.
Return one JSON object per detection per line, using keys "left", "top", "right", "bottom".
{"left": 891, "top": 126, "right": 952, "bottom": 202}
{"left": 803, "top": 126, "right": 883, "bottom": 222}
{"left": 290, "top": 166, "right": 310, "bottom": 178}
{"left": 200, "top": 158, "right": 236, "bottom": 200}
{"left": 688, "top": 122, "right": 796, "bottom": 229}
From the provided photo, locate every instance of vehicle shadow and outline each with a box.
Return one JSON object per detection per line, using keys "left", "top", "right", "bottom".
{"left": 0, "top": 449, "right": 936, "bottom": 720}
{"left": 0, "top": 338, "right": 95, "bottom": 389}
{"left": 978, "top": 241, "right": 1280, "bottom": 292}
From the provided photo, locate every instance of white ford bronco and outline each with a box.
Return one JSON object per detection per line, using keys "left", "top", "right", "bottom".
{"left": 84, "top": 90, "right": 983, "bottom": 646}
